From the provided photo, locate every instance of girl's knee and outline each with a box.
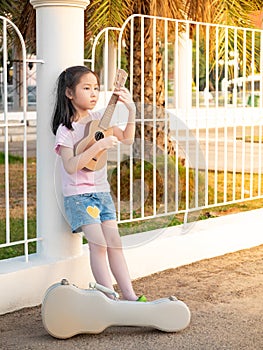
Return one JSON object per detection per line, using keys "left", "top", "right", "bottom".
{"left": 107, "top": 236, "right": 122, "bottom": 249}
{"left": 89, "top": 242, "right": 107, "bottom": 255}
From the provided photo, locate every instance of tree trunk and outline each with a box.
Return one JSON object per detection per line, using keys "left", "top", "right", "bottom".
{"left": 125, "top": 16, "right": 175, "bottom": 160}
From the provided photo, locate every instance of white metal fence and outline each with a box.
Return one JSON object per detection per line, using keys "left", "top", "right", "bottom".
{"left": 1, "top": 14, "right": 263, "bottom": 261}
{"left": 88, "top": 14, "right": 263, "bottom": 232}
{"left": 0, "top": 16, "right": 43, "bottom": 262}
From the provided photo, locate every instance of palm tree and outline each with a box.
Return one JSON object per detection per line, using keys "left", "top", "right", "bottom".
{"left": 0, "top": 1, "right": 18, "bottom": 17}
{"left": 1, "top": 2, "right": 35, "bottom": 51}
{"left": 85, "top": 1, "right": 183, "bottom": 158}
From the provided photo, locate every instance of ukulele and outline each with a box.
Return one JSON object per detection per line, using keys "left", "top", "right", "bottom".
{"left": 41, "top": 279, "right": 191, "bottom": 339}
{"left": 74, "top": 69, "right": 128, "bottom": 171}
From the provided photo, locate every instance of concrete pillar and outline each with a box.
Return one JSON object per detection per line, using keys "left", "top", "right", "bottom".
{"left": 30, "top": 0, "right": 90, "bottom": 258}
{"left": 176, "top": 33, "right": 192, "bottom": 111}
{"left": 106, "top": 41, "right": 117, "bottom": 90}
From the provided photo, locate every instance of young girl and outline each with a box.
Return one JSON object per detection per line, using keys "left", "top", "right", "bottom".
{"left": 52, "top": 65, "right": 146, "bottom": 301}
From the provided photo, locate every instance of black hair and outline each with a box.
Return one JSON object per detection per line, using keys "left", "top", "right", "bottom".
{"left": 51, "top": 65, "right": 100, "bottom": 135}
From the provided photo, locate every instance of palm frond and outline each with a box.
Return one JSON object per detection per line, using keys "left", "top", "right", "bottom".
{"left": 185, "top": 0, "right": 262, "bottom": 27}
{"left": 0, "top": 1, "right": 18, "bottom": 17}
{"left": 15, "top": 1, "right": 36, "bottom": 52}
{"left": 85, "top": 0, "right": 130, "bottom": 42}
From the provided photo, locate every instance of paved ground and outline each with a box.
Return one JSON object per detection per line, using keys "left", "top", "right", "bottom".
{"left": 1, "top": 245, "right": 262, "bottom": 350}
{"left": 0, "top": 140, "right": 36, "bottom": 158}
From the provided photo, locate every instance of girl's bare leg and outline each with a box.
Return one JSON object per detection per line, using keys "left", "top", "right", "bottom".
{"left": 102, "top": 220, "right": 138, "bottom": 301}
{"left": 82, "top": 224, "right": 114, "bottom": 292}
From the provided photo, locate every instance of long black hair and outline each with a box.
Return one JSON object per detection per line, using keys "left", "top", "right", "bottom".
{"left": 51, "top": 65, "right": 100, "bottom": 135}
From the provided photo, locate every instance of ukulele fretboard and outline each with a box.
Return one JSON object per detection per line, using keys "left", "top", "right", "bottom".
{"left": 98, "top": 93, "right": 119, "bottom": 130}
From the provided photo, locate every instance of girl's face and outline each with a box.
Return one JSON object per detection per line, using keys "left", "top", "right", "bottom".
{"left": 66, "top": 72, "right": 100, "bottom": 117}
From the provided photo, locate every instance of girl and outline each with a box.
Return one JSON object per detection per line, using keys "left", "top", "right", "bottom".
{"left": 52, "top": 65, "right": 146, "bottom": 301}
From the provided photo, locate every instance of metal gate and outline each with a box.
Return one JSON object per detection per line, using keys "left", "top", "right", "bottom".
{"left": 88, "top": 14, "right": 263, "bottom": 235}
{"left": 0, "top": 16, "right": 42, "bottom": 262}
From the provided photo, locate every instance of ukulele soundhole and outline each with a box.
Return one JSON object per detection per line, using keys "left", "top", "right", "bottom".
{"left": 95, "top": 131, "right": 105, "bottom": 141}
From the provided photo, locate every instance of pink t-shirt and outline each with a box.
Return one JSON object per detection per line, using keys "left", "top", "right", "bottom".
{"left": 55, "top": 111, "right": 110, "bottom": 196}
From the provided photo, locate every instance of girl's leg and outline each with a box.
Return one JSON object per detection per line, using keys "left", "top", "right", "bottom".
{"left": 101, "top": 220, "right": 138, "bottom": 301}
{"left": 82, "top": 224, "right": 114, "bottom": 292}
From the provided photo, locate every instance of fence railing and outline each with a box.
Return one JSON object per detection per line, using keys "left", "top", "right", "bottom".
{"left": 88, "top": 14, "right": 263, "bottom": 233}
{"left": 0, "top": 16, "right": 43, "bottom": 262}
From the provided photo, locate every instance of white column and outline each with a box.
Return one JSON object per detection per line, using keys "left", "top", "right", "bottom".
{"left": 107, "top": 41, "right": 117, "bottom": 90}
{"left": 176, "top": 33, "right": 192, "bottom": 111}
{"left": 30, "top": 0, "right": 90, "bottom": 258}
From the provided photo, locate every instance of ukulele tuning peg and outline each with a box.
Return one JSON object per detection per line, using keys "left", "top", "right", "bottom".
{"left": 114, "top": 69, "right": 128, "bottom": 89}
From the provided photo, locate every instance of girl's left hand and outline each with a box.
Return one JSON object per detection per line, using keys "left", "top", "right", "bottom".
{"left": 115, "top": 88, "right": 136, "bottom": 114}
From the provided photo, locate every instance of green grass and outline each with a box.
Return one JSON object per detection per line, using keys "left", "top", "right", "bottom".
{"left": 0, "top": 154, "right": 36, "bottom": 260}
{"left": 0, "top": 218, "right": 37, "bottom": 260}
{"left": 0, "top": 152, "right": 23, "bottom": 164}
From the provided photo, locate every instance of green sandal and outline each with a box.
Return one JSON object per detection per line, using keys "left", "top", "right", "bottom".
{"left": 137, "top": 295, "right": 147, "bottom": 302}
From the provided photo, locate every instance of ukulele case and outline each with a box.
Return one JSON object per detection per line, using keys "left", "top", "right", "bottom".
{"left": 41, "top": 279, "right": 191, "bottom": 339}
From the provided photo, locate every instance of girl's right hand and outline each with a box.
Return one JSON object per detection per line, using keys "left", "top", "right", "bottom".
{"left": 99, "top": 135, "right": 119, "bottom": 150}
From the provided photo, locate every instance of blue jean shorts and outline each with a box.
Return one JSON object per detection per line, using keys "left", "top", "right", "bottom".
{"left": 64, "top": 192, "right": 117, "bottom": 233}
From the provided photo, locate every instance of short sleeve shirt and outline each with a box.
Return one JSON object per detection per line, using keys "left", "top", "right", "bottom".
{"left": 55, "top": 111, "right": 110, "bottom": 196}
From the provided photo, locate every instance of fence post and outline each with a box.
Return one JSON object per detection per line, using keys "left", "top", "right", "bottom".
{"left": 177, "top": 33, "right": 192, "bottom": 111}
{"left": 30, "top": 0, "right": 90, "bottom": 258}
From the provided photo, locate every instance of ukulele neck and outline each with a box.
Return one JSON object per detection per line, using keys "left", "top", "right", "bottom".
{"left": 98, "top": 92, "right": 119, "bottom": 130}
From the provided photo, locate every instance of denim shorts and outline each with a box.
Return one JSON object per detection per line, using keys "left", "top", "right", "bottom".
{"left": 64, "top": 192, "right": 117, "bottom": 233}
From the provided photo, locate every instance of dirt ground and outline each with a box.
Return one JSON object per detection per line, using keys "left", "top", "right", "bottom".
{"left": 0, "top": 244, "right": 262, "bottom": 350}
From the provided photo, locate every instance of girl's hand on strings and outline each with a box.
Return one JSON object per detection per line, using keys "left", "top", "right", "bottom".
{"left": 99, "top": 135, "right": 119, "bottom": 150}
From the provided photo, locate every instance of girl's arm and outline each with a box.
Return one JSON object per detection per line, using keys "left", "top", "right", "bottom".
{"left": 60, "top": 135, "right": 118, "bottom": 174}
{"left": 112, "top": 88, "right": 136, "bottom": 145}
